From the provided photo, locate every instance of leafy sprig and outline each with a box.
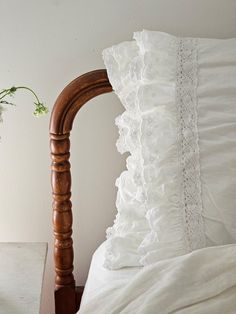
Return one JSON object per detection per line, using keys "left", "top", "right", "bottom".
{"left": 0, "top": 86, "right": 48, "bottom": 122}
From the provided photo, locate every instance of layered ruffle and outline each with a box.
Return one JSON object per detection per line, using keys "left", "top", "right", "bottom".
{"left": 102, "top": 30, "right": 200, "bottom": 269}
{"left": 134, "top": 31, "right": 187, "bottom": 265}
{"left": 103, "top": 40, "right": 148, "bottom": 269}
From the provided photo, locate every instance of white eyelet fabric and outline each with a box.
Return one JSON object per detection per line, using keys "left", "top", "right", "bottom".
{"left": 103, "top": 30, "right": 236, "bottom": 269}
{"left": 102, "top": 42, "right": 149, "bottom": 269}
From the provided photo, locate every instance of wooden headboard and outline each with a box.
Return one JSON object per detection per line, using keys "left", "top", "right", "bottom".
{"left": 50, "top": 70, "right": 112, "bottom": 314}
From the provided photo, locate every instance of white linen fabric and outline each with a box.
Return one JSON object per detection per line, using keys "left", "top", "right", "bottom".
{"left": 103, "top": 30, "right": 236, "bottom": 268}
{"left": 78, "top": 244, "right": 236, "bottom": 314}
{"left": 102, "top": 41, "right": 150, "bottom": 269}
{"left": 81, "top": 242, "right": 140, "bottom": 307}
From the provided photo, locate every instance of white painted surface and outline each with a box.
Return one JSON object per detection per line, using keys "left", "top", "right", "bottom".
{"left": 0, "top": 243, "right": 47, "bottom": 314}
{"left": 0, "top": 1, "right": 236, "bottom": 313}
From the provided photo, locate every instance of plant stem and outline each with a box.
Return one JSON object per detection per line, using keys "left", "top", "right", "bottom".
{"left": 0, "top": 85, "right": 48, "bottom": 117}
{"left": 0, "top": 90, "right": 7, "bottom": 96}
{"left": 0, "top": 90, "right": 12, "bottom": 100}
{"left": 13, "top": 86, "right": 41, "bottom": 104}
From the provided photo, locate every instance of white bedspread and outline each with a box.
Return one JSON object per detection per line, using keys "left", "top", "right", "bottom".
{"left": 81, "top": 242, "right": 140, "bottom": 307}
{"left": 79, "top": 244, "right": 236, "bottom": 314}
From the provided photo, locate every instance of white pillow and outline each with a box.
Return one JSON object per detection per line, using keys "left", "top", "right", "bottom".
{"left": 103, "top": 30, "right": 236, "bottom": 268}
{"left": 102, "top": 41, "right": 149, "bottom": 269}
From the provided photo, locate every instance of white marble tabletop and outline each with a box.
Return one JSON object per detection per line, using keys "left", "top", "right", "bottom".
{"left": 0, "top": 242, "right": 47, "bottom": 314}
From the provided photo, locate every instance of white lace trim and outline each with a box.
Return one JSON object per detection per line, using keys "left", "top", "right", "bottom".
{"left": 176, "top": 38, "right": 206, "bottom": 251}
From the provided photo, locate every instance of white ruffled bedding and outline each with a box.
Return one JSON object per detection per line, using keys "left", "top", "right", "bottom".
{"left": 80, "top": 242, "right": 140, "bottom": 307}
{"left": 78, "top": 244, "right": 236, "bottom": 314}
{"left": 103, "top": 31, "right": 236, "bottom": 270}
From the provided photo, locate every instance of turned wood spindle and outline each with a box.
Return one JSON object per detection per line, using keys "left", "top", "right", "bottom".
{"left": 51, "top": 133, "right": 74, "bottom": 289}
{"left": 50, "top": 69, "right": 112, "bottom": 314}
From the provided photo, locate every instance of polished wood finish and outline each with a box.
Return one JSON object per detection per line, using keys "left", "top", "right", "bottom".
{"left": 50, "top": 70, "right": 112, "bottom": 314}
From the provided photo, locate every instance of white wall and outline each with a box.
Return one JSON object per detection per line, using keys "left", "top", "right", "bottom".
{"left": 0, "top": 0, "right": 236, "bottom": 313}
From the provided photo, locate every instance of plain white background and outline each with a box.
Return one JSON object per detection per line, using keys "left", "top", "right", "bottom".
{"left": 0, "top": 1, "right": 236, "bottom": 313}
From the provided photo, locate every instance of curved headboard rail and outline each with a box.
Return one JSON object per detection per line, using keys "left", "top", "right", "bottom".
{"left": 50, "top": 69, "right": 112, "bottom": 313}
{"left": 50, "top": 69, "right": 112, "bottom": 134}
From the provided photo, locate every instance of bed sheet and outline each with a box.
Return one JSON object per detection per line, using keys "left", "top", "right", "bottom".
{"left": 80, "top": 241, "right": 141, "bottom": 307}
{"left": 78, "top": 244, "right": 236, "bottom": 314}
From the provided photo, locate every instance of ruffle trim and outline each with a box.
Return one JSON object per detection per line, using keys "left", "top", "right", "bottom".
{"left": 102, "top": 30, "right": 205, "bottom": 269}
{"left": 103, "top": 40, "right": 148, "bottom": 269}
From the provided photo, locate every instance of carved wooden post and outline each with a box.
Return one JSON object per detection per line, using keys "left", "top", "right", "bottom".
{"left": 51, "top": 133, "right": 74, "bottom": 289}
{"left": 50, "top": 70, "right": 112, "bottom": 314}
{"left": 51, "top": 133, "right": 76, "bottom": 314}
